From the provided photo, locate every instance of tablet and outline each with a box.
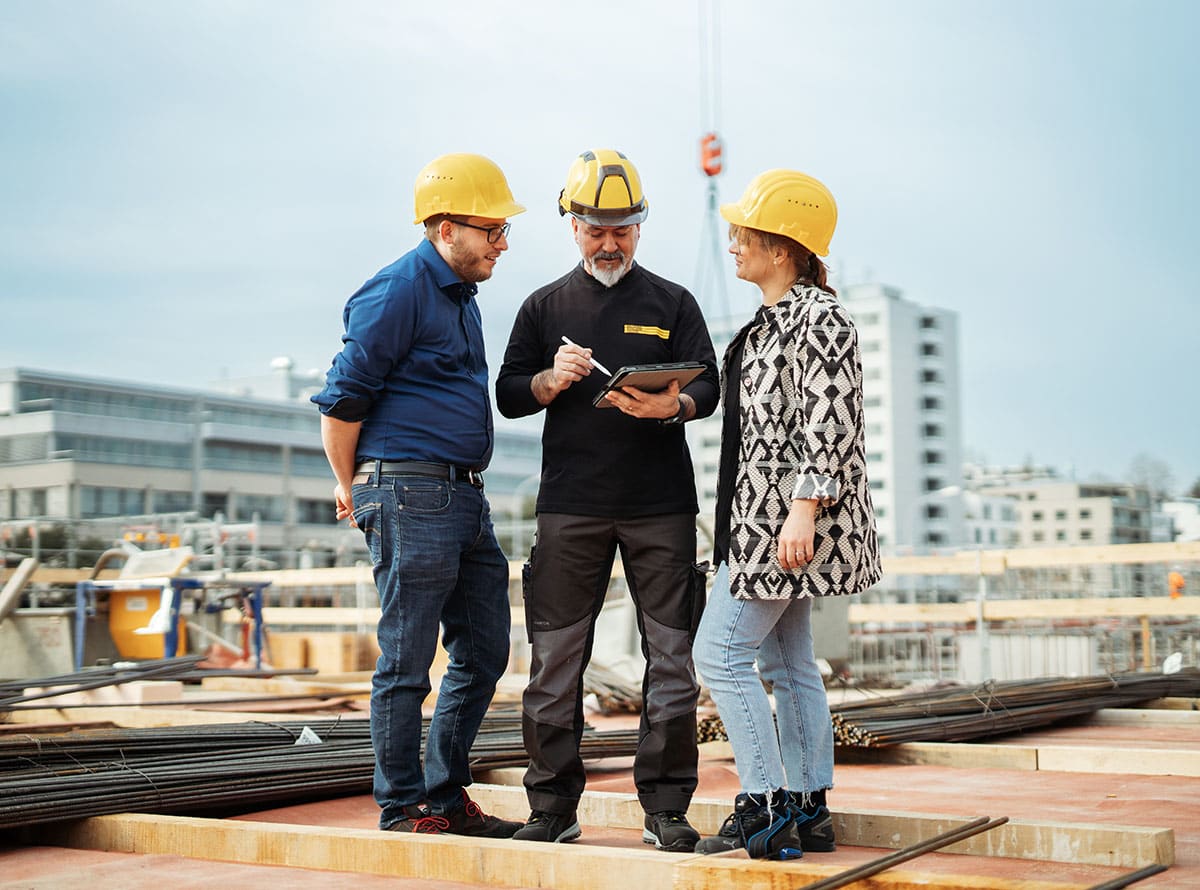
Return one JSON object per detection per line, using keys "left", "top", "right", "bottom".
{"left": 592, "top": 361, "right": 707, "bottom": 408}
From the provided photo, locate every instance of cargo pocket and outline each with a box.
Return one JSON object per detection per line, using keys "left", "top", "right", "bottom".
{"left": 521, "top": 544, "right": 535, "bottom": 634}
{"left": 688, "top": 560, "right": 710, "bottom": 644}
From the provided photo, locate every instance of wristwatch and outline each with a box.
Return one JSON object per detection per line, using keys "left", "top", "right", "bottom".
{"left": 660, "top": 397, "right": 687, "bottom": 426}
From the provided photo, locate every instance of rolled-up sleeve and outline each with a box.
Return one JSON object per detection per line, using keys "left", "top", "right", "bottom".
{"left": 312, "top": 275, "right": 416, "bottom": 421}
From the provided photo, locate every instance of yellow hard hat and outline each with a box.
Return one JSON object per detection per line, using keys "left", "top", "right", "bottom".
{"left": 720, "top": 169, "right": 837, "bottom": 256}
{"left": 558, "top": 149, "right": 649, "bottom": 226}
{"left": 413, "top": 153, "right": 526, "bottom": 225}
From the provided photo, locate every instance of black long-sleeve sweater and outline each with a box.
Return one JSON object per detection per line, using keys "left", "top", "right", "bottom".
{"left": 496, "top": 262, "right": 719, "bottom": 517}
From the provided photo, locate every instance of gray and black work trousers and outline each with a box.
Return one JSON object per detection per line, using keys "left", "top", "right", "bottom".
{"left": 521, "top": 512, "right": 703, "bottom": 816}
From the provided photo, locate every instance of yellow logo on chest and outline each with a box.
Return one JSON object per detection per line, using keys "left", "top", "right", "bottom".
{"left": 624, "top": 324, "right": 670, "bottom": 340}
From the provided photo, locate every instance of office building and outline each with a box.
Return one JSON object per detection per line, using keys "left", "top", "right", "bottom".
{"left": 0, "top": 366, "right": 541, "bottom": 569}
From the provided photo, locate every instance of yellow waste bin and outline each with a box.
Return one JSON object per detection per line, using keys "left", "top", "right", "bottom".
{"left": 107, "top": 588, "right": 187, "bottom": 659}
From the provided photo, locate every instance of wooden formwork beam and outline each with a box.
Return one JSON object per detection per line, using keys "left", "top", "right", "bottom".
{"left": 38, "top": 811, "right": 1090, "bottom": 890}
{"left": 466, "top": 785, "right": 1172, "bottom": 869}
{"left": 836, "top": 738, "right": 1200, "bottom": 779}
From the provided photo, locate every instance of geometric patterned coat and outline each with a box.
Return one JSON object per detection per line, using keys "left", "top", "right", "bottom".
{"left": 720, "top": 283, "right": 882, "bottom": 600}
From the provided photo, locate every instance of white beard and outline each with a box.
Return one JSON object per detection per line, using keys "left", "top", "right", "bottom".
{"left": 589, "top": 254, "right": 631, "bottom": 288}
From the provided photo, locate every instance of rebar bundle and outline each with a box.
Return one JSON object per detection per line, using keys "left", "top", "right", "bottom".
{"left": 831, "top": 669, "right": 1200, "bottom": 748}
{"left": 0, "top": 712, "right": 639, "bottom": 829}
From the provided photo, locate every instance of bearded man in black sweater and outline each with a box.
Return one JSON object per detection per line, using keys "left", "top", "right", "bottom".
{"left": 496, "top": 149, "right": 719, "bottom": 852}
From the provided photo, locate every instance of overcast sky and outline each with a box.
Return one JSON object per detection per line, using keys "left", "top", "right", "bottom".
{"left": 2, "top": 1, "right": 1197, "bottom": 492}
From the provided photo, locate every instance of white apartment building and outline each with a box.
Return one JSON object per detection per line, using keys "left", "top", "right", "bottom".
{"left": 975, "top": 480, "right": 1154, "bottom": 550}
{"left": 1162, "top": 498, "right": 1200, "bottom": 542}
{"left": 841, "top": 283, "right": 963, "bottom": 555}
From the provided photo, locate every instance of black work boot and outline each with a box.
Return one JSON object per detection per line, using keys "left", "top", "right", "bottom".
{"left": 694, "top": 790, "right": 803, "bottom": 860}
{"left": 787, "top": 790, "right": 836, "bottom": 852}
{"left": 642, "top": 810, "right": 700, "bottom": 852}
{"left": 512, "top": 809, "right": 582, "bottom": 843}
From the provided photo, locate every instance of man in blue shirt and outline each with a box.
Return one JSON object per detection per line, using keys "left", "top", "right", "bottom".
{"left": 312, "top": 153, "right": 524, "bottom": 836}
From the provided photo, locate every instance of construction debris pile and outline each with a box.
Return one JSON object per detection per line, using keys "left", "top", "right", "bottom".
{"left": 831, "top": 670, "right": 1200, "bottom": 747}
{"left": 0, "top": 712, "right": 639, "bottom": 830}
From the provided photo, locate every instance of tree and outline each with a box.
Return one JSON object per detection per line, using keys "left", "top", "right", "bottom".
{"left": 1127, "top": 452, "right": 1174, "bottom": 503}
{"left": 1188, "top": 477, "right": 1200, "bottom": 500}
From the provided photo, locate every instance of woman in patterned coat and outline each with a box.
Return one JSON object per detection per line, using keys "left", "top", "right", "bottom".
{"left": 693, "top": 170, "right": 881, "bottom": 860}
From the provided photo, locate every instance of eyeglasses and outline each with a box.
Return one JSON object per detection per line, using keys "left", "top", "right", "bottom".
{"left": 451, "top": 219, "right": 511, "bottom": 244}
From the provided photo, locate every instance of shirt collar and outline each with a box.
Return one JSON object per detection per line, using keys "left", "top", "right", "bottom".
{"left": 417, "top": 237, "right": 477, "bottom": 301}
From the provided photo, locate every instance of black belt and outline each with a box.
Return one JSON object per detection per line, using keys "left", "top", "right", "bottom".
{"left": 355, "top": 460, "right": 484, "bottom": 488}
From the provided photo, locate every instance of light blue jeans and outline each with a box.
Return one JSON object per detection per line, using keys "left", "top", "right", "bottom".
{"left": 693, "top": 563, "right": 834, "bottom": 796}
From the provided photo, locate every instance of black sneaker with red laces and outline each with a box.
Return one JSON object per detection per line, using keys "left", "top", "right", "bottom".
{"left": 437, "top": 790, "right": 523, "bottom": 838}
{"left": 383, "top": 803, "right": 448, "bottom": 833}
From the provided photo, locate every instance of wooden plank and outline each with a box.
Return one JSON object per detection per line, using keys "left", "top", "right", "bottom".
{"left": 198, "top": 675, "right": 372, "bottom": 696}
{"left": 834, "top": 738, "right": 1200, "bottom": 780}
{"left": 1086, "top": 707, "right": 1200, "bottom": 727}
{"left": 3, "top": 705, "right": 322, "bottom": 728}
{"left": 1037, "top": 745, "right": 1200, "bottom": 778}
{"left": 836, "top": 742, "right": 1039, "bottom": 771}
{"left": 467, "top": 785, "right": 1171, "bottom": 868}
{"left": 849, "top": 595, "right": 1200, "bottom": 625}
{"left": 832, "top": 808, "right": 1172, "bottom": 870}
{"left": 40, "top": 812, "right": 1090, "bottom": 890}
{"left": 673, "top": 857, "right": 1079, "bottom": 890}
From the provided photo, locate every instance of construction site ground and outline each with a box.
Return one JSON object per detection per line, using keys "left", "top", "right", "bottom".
{"left": 2, "top": 683, "right": 1199, "bottom": 889}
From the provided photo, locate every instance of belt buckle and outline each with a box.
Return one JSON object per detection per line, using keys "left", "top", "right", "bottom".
{"left": 466, "top": 469, "right": 483, "bottom": 488}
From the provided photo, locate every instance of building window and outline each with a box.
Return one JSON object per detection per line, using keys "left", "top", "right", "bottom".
{"left": 237, "top": 494, "right": 285, "bottom": 523}
{"left": 205, "top": 441, "right": 282, "bottom": 473}
{"left": 924, "top": 478, "right": 943, "bottom": 492}
{"left": 869, "top": 479, "right": 885, "bottom": 490}
{"left": 1055, "top": 510, "right": 1067, "bottom": 520}
{"left": 80, "top": 486, "right": 146, "bottom": 518}
{"left": 922, "top": 423, "right": 943, "bottom": 438}
{"left": 862, "top": 341, "right": 881, "bottom": 353}
{"left": 1056, "top": 530, "right": 1067, "bottom": 541}
{"left": 1079, "top": 509, "right": 1091, "bottom": 520}
{"left": 152, "top": 491, "right": 193, "bottom": 513}
{"left": 921, "top": 396, "right": 942, "bottom": 410}
{"left": 925, "top": 532, "right": 947, "bottom": 546}
{"left": 925, "top": 504, "right": 946, "bottom": 519}
{"left": 296, "top": 498, "right": 338, "bottom": 525}
{"left": 923, "top": 451, "right": 943, "bottom": 465}
{"left": 920, "top": 369, "right": 942, "bottom": 384}
{"left": 864, "top": 396, "right": 883, "bottom": 408}
{"left": 988, "top": 529, "right": 997, "bottom": 544}
{"left": 856, "top": 312, "right": 880, "bottom": 326}
{"left": 974, "top": 528, "right": 982, "bottom": 543}
{"left": 1033, "top": 531, "right": 1044, "bottom": 542}
{"left": 866, "top": 452, "right": 884, "bottom": 463}
{"left": 920, "top": 343, "right": 940, "bottom": 356}
{"left": 920, "top": 316, "right": 939, "bottom": 329}
{"left": 983, "top": 504, "right": 993, "bottom": 520}
{"left": 1080, "top": 529, "right": 1093, "bottom": 540}
{"left": 202, "top": 493, "right": 228, "bottom": 519}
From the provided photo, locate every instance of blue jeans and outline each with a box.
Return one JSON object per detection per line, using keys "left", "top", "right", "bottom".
{"left": 352, "top": 473, "right": 511, "bottom": 828}
{"left": 693, "top": 563, "right": 834, "bottom": 796}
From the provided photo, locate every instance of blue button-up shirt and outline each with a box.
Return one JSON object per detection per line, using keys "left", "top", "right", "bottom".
{"left": 311, "top": 238, "right": 493, "bottom": 468}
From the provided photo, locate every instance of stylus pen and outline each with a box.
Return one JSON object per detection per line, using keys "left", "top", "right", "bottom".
{"left": 560, "top": 336, "right": 613, "bottom": 377}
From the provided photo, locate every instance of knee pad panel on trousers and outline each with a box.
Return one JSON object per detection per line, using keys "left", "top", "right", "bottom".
{"left": 641, "top": 611, "right": 701, "bottom": 724}
{"left": 524, "top": 613, "right": 592, "bottom": 730}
